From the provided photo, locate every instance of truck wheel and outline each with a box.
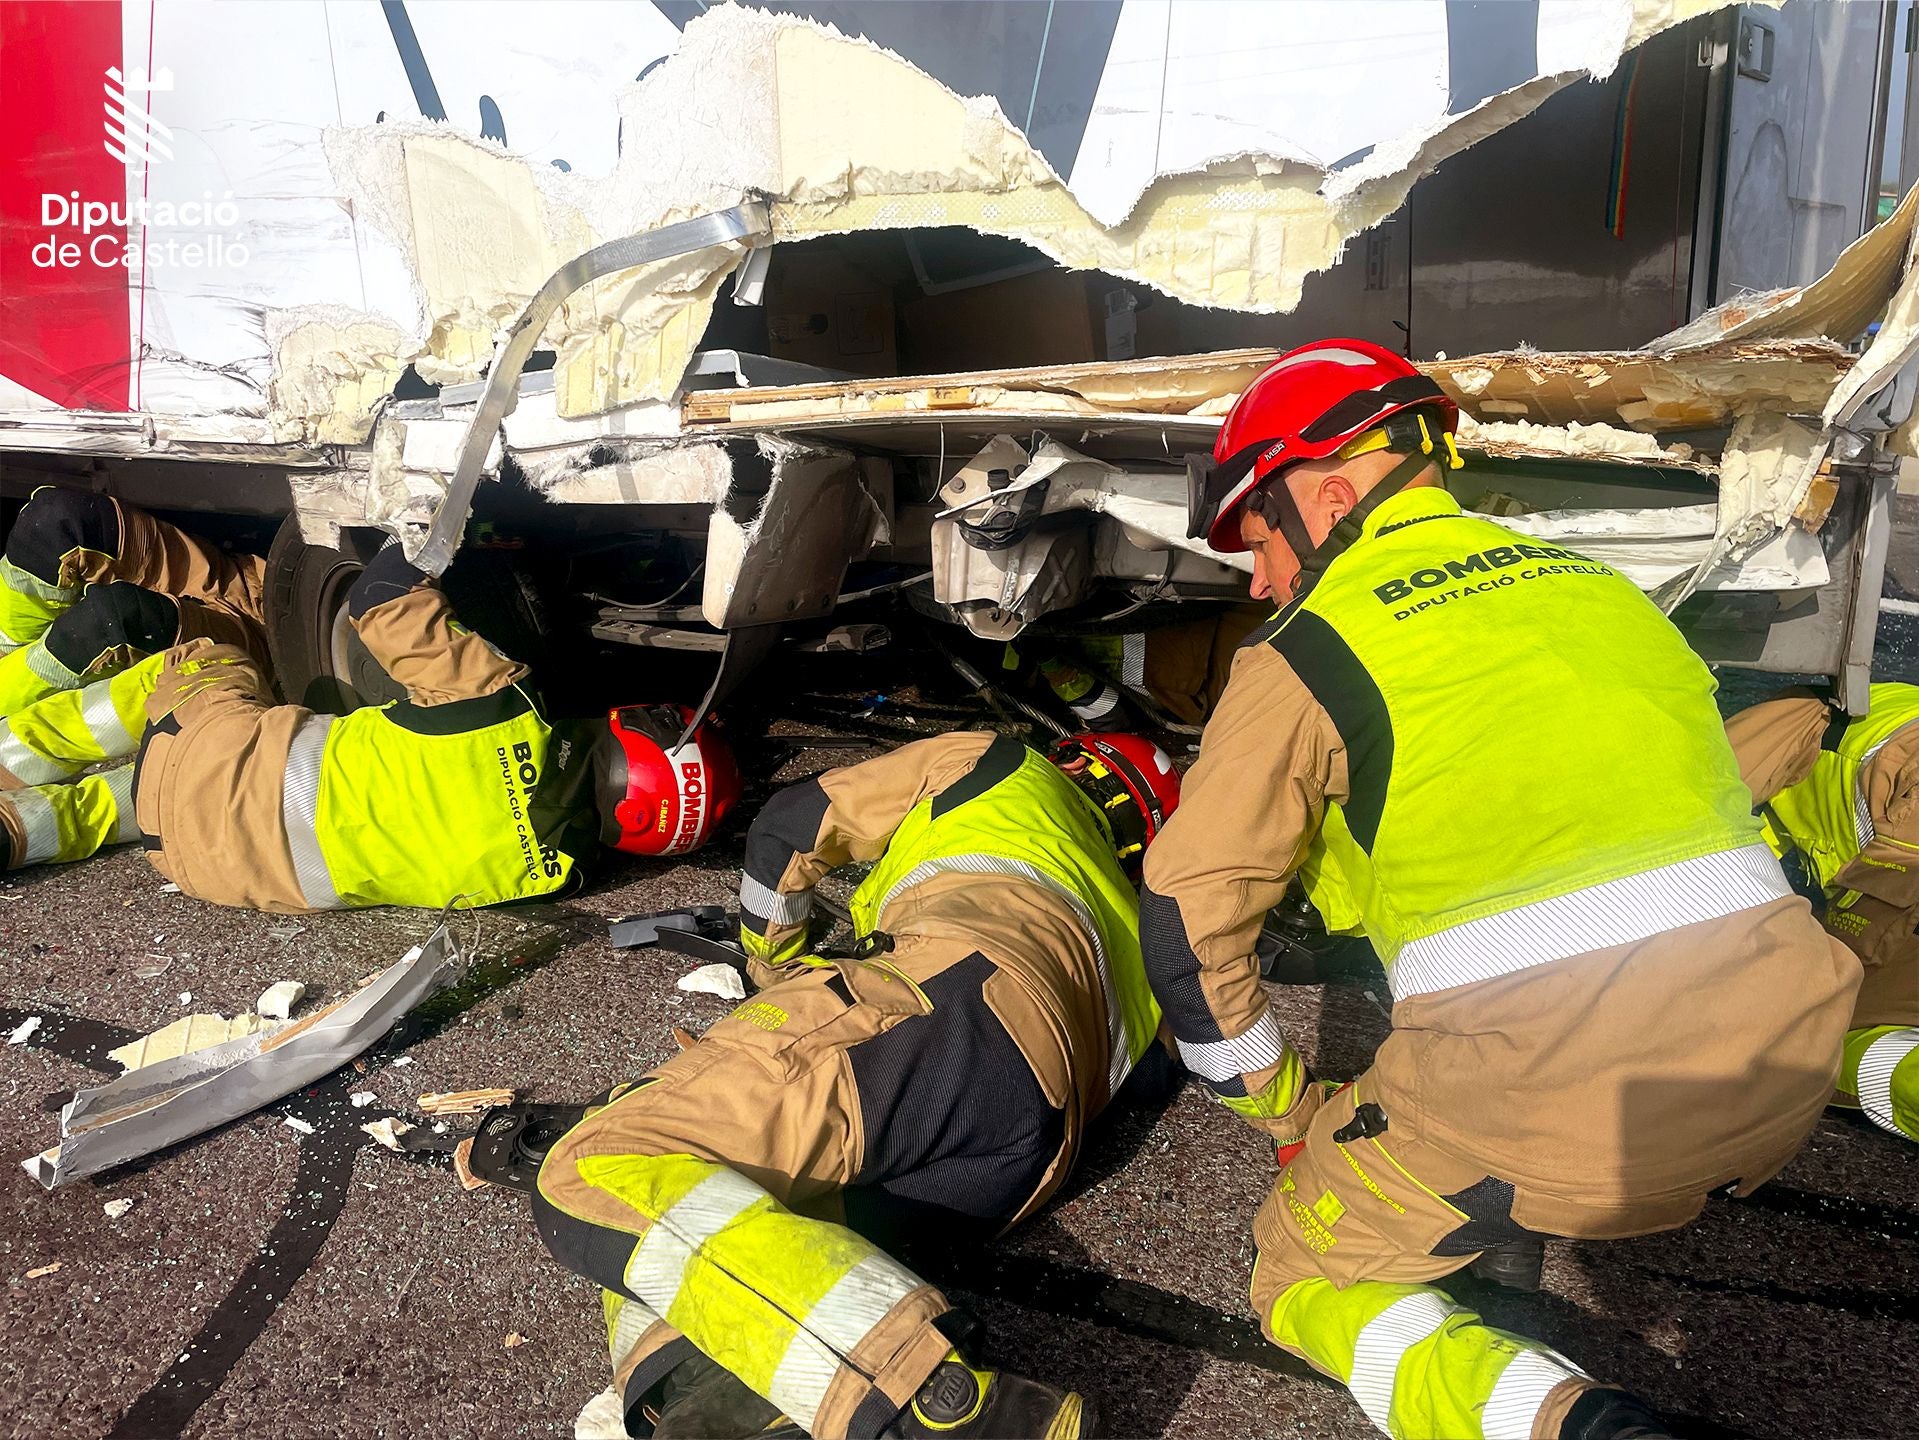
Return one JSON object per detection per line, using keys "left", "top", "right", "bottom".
{"left": 263, "top": 518, "right": 407, "bottom": 712}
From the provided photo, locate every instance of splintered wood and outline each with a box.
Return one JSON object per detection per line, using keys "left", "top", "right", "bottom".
{"left": 417, "top": 1089, "right": 516, "bottom": 1116}
{"left": 680, "top": 348, "right": 1279, "bottom": 427}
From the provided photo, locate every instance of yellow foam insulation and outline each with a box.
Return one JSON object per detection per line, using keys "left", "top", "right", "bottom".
{"left": 301, "top": 2, "right": 1721, "bottom": 437}
{"left": 266, "top": 310, "right": 410, "bottom": 446}
{"left": 109, "top": 1013, "right": 273, "bottom": 1073}
{"left": 1428, "top": 341, "right": 1852, "bottom": 431}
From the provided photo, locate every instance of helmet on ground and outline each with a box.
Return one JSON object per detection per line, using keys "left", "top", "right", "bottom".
{"left": 1187, "top": 338, "right": 1460, "bottom": 554}
{"left": 595, "top": 704, "right": 740, "bottom": 856}
{"left": 1051, "top": 732, "right": 1181, "bottom": 866}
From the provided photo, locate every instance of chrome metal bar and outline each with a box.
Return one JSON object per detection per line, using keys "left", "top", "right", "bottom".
{"left": 413, "top": 201, "right": 773, "bottom": 576}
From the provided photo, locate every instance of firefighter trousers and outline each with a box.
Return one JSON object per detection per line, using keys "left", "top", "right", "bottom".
{"left": 0, "top": 489, "right": 266, "bottom": 718}
{"left": 534, "top": 936, "right": 1077, "bottom": 1440}
{"left": 1251, "top": 1083, "right": 1623, "bottom": 1440}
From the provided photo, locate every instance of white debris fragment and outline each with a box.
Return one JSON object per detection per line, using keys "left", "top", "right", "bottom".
{"left": 7, "top": 1016, "right": 41, "bottom": 1045}
{"left": 676, "top": 963, "right": 747, "bottom": 1001}
{"left": 255, "top": 980, "right": 307, "bottom": 1021}
{"left": 132, "top": 957, "right": 173, "bottom": 978}
{"left": 391, "top": 1056, "right": 414, "bottom": 1067}
{"left": 574, "top": 1388, "right": 630, "bottom": 1440}
{"left": 350, "top": 1091, "right": 378, "bottom": 1108}
{"left": 178, "top": 992, "right": 192, "bottom": 1006}
{"left": 361, "top": 1117, "right": 415, "bottom": 1151}
{"left": 159, "top": 883, "right": 180, "bottom": 893}
{"left": 102, "top": 1198, "right": 135, "bottom": 1220}
{"left": 282, "top": 1116, "right": 316, "bottom": 1136}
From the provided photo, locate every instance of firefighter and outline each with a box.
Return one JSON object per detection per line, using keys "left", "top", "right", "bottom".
{"left": 0, "top": 533, "right": 738, "bottom": 905}
{"left": 0, "top": 486, "right": 269, "bottom": 719}
{"left": 1005, "top": 605, "right": 1269, "bottom": 730}
{"left": 1726, "top": 682, "right": 1919, "bottom": 1143}
{"left": 532, "top": 729, "right": 1183, "bottom": 1440}
{"left": 1144, "top": 339, "right": 1861, "bottom": 1440}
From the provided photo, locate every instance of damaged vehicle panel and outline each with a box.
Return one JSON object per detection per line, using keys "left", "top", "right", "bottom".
{"left": 0, "top": 0, "right": 1911, "bottom": 710}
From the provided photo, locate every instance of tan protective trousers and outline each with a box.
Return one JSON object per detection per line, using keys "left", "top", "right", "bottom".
{"left": 535, "top": 935, "right": 1080, "bottom": 1439}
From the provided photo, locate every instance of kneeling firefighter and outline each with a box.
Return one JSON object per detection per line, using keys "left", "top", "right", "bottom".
{"left": 0, "top": 531, "right": 738, "bottom": 907}
{"left": 1142, "top": 339, "right": 1861, "bottom": 1439}
{"left": 531, "top": 730, "right": 1182, "bottom": 1439}
{"left": 1727, "top": 682, "right": 1919, "bottom": 1143}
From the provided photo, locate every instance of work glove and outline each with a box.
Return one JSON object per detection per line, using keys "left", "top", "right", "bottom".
{"left": 1274, "top": 1080, "right": 1351, "bottom": 1168}
{"left": 1218, "top": 1050, "right": 1323, "bottom": 1149}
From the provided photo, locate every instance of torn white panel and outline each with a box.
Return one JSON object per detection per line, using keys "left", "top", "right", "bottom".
{"left": 702, "top": 440, "right": 888, "bottom": 628}
{"left": 308, "top": 2, "right": 1720, "bottom": 430}
{"left": 26, "top": 924, "right": 460, "bottom": 1190}
{"left": 1496, "top": 503, "right": 1827, "bottom": 592}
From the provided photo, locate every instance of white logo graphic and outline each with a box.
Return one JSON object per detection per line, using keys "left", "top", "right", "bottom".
{"left": 105, "top": 65, "right": 174, "bottom": 165}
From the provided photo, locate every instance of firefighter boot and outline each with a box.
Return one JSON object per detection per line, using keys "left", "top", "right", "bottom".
{"left": 650, "top": 1352, "right": 801, "bottom": 1439}
{"left": 882, "top": 1353, "right": 1091, "bottom": 1440}
{"left": 1558, "top": 1387, "right": 1674, "bottom": 1440}
{"left": 1468, "top": 1235, "right": 1545, "bottom": 1291}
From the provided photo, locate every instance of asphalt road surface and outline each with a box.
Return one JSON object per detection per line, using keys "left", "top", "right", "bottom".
{"left": 5, "top": 590, "right": 1919, "bottom": 1440}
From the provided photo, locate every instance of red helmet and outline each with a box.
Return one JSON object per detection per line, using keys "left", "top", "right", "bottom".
{"left": 1188, "top": 338, "right": 1459, "bottom": 554}
{"left": 1052, "top": 732, "right": 1181, "bottom": 866}
{"left": 595, "top": 704, "right": 741, "bottom": 856}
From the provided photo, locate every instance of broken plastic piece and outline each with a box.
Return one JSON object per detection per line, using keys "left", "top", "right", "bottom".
{"left": 283, "top": 1116, "right": 316, "bottom": 1136}
{"left": 607, "top": 906, "right": 729, "bottom": 949}
{"left": 8, "top": 1016, "right": 41, "bottom": 1045}
{"left": 677, "top": 963, "right": 747, "bottom": 1001}
{"left": 102, "top": 1198, "right": 134, "bottom": 1219}
{"left": 256, "top": 981, "right": 307, "bottom": 1021}
{"left": 349, "top": 1091, "right": 377, "bottom": 1108}
{"left": 24, "top": 1262, "right": 61, "bottom": 1280}
{"left": 25, "top": 924, "right": 461, "bottom": 1189}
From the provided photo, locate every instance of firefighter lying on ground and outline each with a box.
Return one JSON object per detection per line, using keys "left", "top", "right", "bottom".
{"left": 531, "top": 730, "right": 1183, "bottom": 1440}
{"left": 1726, "top": 681, "right": 1919, "bottom": 1144}
{"left": 1143, "top": 339, "right": 1862, "bottom": 1440}
{"left": 0, "top": 488, "right": 737, "bottom": 902}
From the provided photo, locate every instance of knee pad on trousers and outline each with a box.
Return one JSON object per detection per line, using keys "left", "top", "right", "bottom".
{"left": 7, "top": 489, "right": 120, "bottom": 585}
{"left": 43, "top": 583, "right": 180, "bottom": 673}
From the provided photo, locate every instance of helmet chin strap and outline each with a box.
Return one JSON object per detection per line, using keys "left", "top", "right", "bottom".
{"left": 1256, "top": 448, "right": 1437, "bottom": 600}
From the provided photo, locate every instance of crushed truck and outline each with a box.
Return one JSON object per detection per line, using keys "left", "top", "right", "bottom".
{"left": 3, "top": 0, "right": 1917, "bottom": 725}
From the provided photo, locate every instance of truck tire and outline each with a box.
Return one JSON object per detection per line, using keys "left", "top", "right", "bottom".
{"left": 263, "top": 519, "right": 407, "bottom": 712}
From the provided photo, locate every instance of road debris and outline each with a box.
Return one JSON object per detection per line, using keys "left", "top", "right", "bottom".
{"left": 361, "top": 1117, "right": 416, "bottom": 1152}
{"left": 676, "top": 963, "right": 747, "bottom": 1001}
{"left": 608, "top": 906, "right": 729, "bottom": 949}
{"left": 7, "top": 1015, "right": 41, "bottom": 1045}
{"left": 418, "top": 1088, "right": 516, "bottom": 1116}
{"left": 132, "top": 957, "right": 173, "bottom": 978}
{"left": 452, "top": 1138, "right": 489, "bottom": 1191}
{"left": 255, "top": 980, "right": 307, "bottom": 1021}
{"left": 177, "top": 992, "right": 192, "bottom": 1006}
{"left": 503, "top": 1332, "right": 527, "bottom": 1349}
{"left": 283, "top": 1116, "right": 316, "bottom": 1136}
{"left": 24, "top": 1262, "right": 62, "bottom": 1280}
{"left": 26, "top": 924, "right": 462, "bottom": 1189}
{"left": 107, "top": 1013, "right": 272, "bottom": 1071}
{"left": 349, "top": 1091, "right": 377, "bottom": 1108}
{"left": 102, "top": 1198, "right": 135, "bottom": 1220}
